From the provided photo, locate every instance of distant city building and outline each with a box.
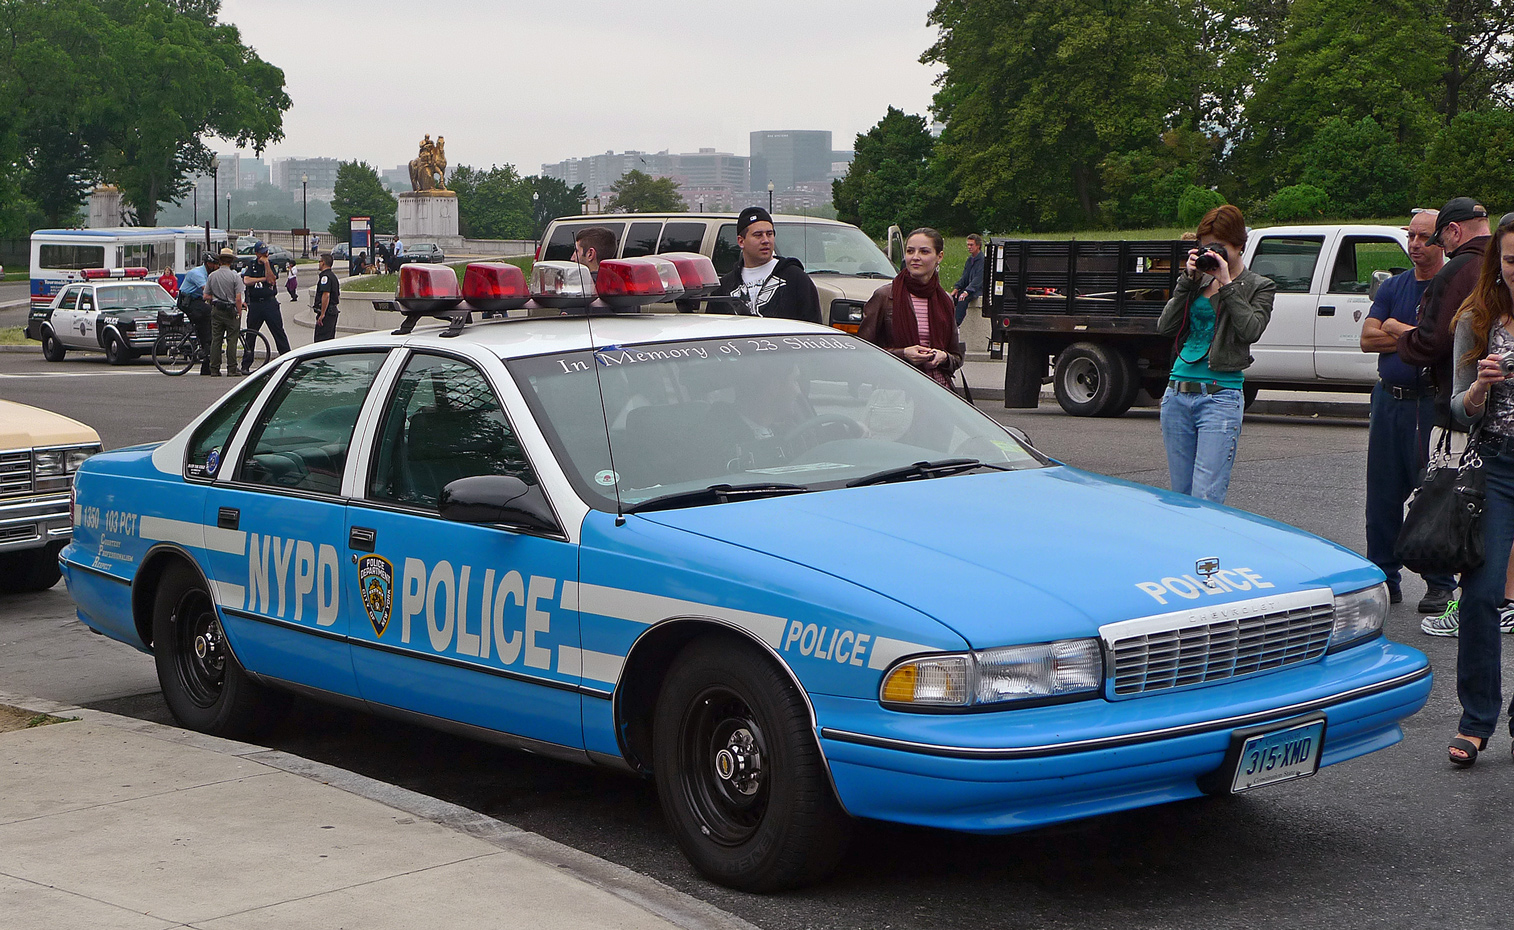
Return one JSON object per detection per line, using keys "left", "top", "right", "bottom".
{"left": 749, "top": 131, "right": 833, "bottom": 192}
{"left": 541, "top": 150, "right": 680, "bottom": 199}
{"left": 272, "top": 157, "right": 339, "bottom": 201}
{"left": 379, "top": 164, "right": 410, "bottom": 191}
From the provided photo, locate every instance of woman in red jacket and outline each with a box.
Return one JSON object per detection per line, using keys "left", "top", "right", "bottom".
{"left": 858, "top": 227, "right": 963, "bottom": 391}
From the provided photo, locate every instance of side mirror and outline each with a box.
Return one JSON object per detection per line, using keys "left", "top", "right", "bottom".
{"left": 1368, "top": 269, "right": 1392, "bottom": 302}
{"left": 885, "top": 224, "right": 904, "bottom": 264}
{"left": 438, "top": 475, "right": 559, "bottom": 534}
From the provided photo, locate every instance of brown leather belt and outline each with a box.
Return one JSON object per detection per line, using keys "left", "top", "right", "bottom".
{"left": 1170, "top": 380, "right": 1232, "bottom": 395}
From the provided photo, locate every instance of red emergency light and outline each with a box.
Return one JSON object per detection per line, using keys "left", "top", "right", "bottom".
{"left": 462, "top": 263, "right": 529, "bottom": 313}
{"left": 656, "top": 252, "right": 720, "bottom": 298}
{"left": 596, "top": 257, "right": 683, "bottom": 310}
{"left": 397, "top": 263, "right": 462, "bottom": 312}
{"left": 81, "top": 267, "right": 150, "bottom": 280}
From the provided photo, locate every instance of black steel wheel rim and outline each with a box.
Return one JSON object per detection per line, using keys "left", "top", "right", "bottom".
{"left": 677, "top": 686, "right": 770, "bottom": 846}
{"left": 172, "top": 587, "right": 225, "bottom": 707}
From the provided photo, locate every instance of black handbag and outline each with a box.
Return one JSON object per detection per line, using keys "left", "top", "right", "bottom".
{"left": 1396, "top": 426, "right": 1486, "bottom": 575}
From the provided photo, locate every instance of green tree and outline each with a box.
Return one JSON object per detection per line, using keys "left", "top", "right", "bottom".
{"left": 529, "top": 175, "right": 587, "bottom": 227}
{"left": 607, "top": 169, "right": 685, "bottom": 213}
{"left": 1298, "top": 117, "right": 1412, "bottom": 217}
{"left": 1419, "top": 109, "right": 1514, "bottom": 208}
{"left": 1439, "top": 0, "right": 1514, "bottom": 119}
{"left": 1177, "top": 186, "right": 1227, "bottom": 227}
{"left": 450, "top": 164, "right": 532, "bottom": 239}
{"left": 1265, "top": 184, "right": 1331, "bottom": 222}
{"left": 834, "top": 107, "right": 966, "bottom": 237}
{"left": 328, "top": 161, "right": 396, "bottom": 238}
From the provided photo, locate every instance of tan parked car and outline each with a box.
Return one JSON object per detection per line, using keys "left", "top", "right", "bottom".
{"left": 0, "top": 400, "right": 100, "bottom": 593}
{"left": 537, "top": 213, "right": 897, "bottom": 331}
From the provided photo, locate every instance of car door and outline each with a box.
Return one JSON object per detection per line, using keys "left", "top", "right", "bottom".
{"left": 1246, "top": 232, "right": 1329, "bottom": 380}
{"left": 67, "top": 286, "right": 99, "bottom": 348}
{"left": 1314, "top": 234, "right": 1411, "bottom": 381}
{"left": 49, "top": 286, "right": 82, "bottom": 344}
{"left": 346, "top": 349, "right": 582, "bottom": 750}
{"left": 198, "top": 350, "right": 391, "bottom": 697}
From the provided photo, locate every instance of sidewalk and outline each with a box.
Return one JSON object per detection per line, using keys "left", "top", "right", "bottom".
{"left": 0, "top": 691, "right": 754, "bottom": 930}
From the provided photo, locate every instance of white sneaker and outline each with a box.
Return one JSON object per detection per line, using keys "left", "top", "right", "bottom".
{"left": 1421, "top": 600, "right": 1459, "bottom": 637}
{"left": 1500, "top": 602, "right": 1514, "bottom": 634}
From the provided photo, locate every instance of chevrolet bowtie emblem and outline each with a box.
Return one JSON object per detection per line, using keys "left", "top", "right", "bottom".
{"left": 1196, "top": 557, "right": 1220, "bottom": 580}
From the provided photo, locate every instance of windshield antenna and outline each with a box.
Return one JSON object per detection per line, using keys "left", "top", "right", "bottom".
{"left": 578, "top": 264, "right": 627, "bottom": 526}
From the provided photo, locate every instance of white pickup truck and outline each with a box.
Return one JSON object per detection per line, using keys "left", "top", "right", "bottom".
{"left": 986, "top": 224, "right": 1411, "bottom": 416}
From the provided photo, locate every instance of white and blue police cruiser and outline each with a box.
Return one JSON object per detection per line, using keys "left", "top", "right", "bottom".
{"left": 61, "top": 258, "right": 1431, "bottom": 891}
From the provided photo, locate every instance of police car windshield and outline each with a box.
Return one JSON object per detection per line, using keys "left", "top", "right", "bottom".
{"left": 96, "top": 284, "right": 174, "bottom": 310}
{"left": 774, "top": 223, "right": 895, "bottom": 277}
{"left": 507, "top": 333, "right": 1044, "bottom": 512}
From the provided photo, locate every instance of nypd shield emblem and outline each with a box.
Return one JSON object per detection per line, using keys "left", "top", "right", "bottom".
{"left": 357, "top": 555, "right": 394, "bottom": 638}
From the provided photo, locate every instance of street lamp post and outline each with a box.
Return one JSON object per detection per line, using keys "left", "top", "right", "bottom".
{"left": 767, "top": 181, "right": 774, "bottom": 213}
{"left": 532, "top": 191, "right": 540, "bottom": 251}
{"left": 301, "top": 174, "right": 309, "bottom": 257}
{"left": 211, "top": 155, "right": 219, "bottom": 229}
{"left": 193, "top": 187, "right": 198, "bottom": 225}
{"left": 226, "top": 192, "right": 232, "bottom": 232}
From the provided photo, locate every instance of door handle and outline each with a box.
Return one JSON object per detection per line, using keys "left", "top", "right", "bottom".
{"left": 349, "top": 526, "right": 376, "bottom": 552}
{"left": 217, "top": 507, "right": 239, "bottom": 530}
{"left": 1318, "top": 306, "right": 1336, "bottom": 316}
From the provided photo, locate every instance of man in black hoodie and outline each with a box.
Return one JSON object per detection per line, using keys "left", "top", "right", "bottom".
{"left": 712, "top": 206, "right": 821, "bottom": 323}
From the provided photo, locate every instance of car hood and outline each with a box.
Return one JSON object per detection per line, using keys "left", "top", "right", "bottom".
{"left": 0, "top": 400, "right": 99, "bottom": 449}
{"left": 634, "top": 466, "right": 1378, "bottom": 648}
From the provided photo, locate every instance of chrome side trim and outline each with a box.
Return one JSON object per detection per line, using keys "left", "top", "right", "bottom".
{"left": 818, "top": 665, "right": 1431, "bottom": 760}
{"left": 59, "top": 556, "right": 130, "bottom": 586}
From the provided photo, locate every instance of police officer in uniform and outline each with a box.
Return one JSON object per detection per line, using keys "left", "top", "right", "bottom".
{"left": 179, "top": 252, "right": 218, "bottom": 375}
{"left": 314, "top": 252, "right": 341, "bottom": 342}
{"left": 241, "top": 243, "right": 291, "bottom": 373}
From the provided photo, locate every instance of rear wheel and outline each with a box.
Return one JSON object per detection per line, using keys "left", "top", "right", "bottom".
{"left": 153, "top": 332, "right": 197, "bottom": 376}
{"left": 152, "top": 562, "right": 284, "bottom": 737}
{"left": 0, "top": 543, "right": 63, "bottom": 594}
{"left": 41, "top": 329, "right": 67, "bottom": 362}
{"left": 653, "top": 635, "right": 851, "bottom": 891}
{"left": 104, "top": 331, "right": 131, "bottom": 365}
{"left": 238, "top": 328, "right": 272, "bottom": 373}
{"left": 1053, "top": 342, "right": 1136, "bottom": 417}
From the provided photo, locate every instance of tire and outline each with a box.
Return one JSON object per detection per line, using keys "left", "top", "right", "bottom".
{"left": 152, "top": 562, "right": 284, "bottom": 737}
{"left": 153, "top": 332, "right": 196, "bottom": 376}
{"left": 40, "top": 328, "right": 67, "bottom": 362}
{"left": 104, "top": 330, "right": 131, "bottom": 366}
{"left": 652, "top": 635, "right": 852, "bottom": 891}
{"left": 238, "top": 328, "right": 272, "bottom": 373}
{"left": 1053, "top": 342, "right": 1134, "bottom": 417}
{"left": 0, "top": 543, "right": 63, "bottom": 594}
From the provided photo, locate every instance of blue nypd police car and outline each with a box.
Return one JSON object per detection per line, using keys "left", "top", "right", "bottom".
{"left": 61, "top": 304, "right": 1430, "bottom": 891}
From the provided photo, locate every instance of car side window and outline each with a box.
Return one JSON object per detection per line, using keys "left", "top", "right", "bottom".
{"left": 658, "top": 222, "right": 705, "bottom": 254}
{"left": 1329, "top": 237, "right": 1409, "bottom": 294}
{"left": 622, "top": 222, "right": 662, "bottom": 258}
{"left": 56, "top": 286, "right": 81, "bottom": 311}
{"left": 712, "top": 224, "right": 739, "bottom": 275}
{"left": 369, "top": 354, "right": 535, "bottom": 510}
{"left": 186, "top": 373, "right": 270, "bottom": 480}
{"left": 77, "top": 289, "right": 94, "bottom": 313}
{"left": 1249, "top": 236, "right": 1325, "bottom": 293}
{"left": 238, "top": 353, "right": 387, "bottom": 495}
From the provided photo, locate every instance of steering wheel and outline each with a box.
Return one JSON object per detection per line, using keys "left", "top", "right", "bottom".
{"left": 780, "top": 414, "right": 864, "bottom": 456}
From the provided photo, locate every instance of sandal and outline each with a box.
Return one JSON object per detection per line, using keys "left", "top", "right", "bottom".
{"left": 1449, "top": 734, "right": 1489, "bottom": 767}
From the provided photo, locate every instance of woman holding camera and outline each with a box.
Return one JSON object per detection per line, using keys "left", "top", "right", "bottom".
{"left": 1444, "top": 212, "right": 1514, "bottom": 766}
{"left": 1156, "top": 205, "right": 1276, "bottom": 503}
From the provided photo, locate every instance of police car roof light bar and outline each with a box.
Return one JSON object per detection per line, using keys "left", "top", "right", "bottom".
{"left": 530, "top": 261, "right": 597, "bottom": 310}
{"left": 392, "top": 264, "right": 468, "bottom": 337}
{"left": 462, "top": 262, "right": 530, "bottom": 313}
{"left": 82, "top": 267, "right": 150, "bottom": 280}
{"left": 656, "top": 252, "right": 721, "bottom": 298}
{"left": 595, "top": 257, "right": 683, "bottom": 310}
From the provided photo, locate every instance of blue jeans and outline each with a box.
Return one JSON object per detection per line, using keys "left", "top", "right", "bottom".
{"left": 1365, "top": 382, "right": 1456, "bottom": 594}
{"left": 1160, "top": 386, "right": 1244, "bottom": 503}
{"left": 1457, "top": 437, "right": 1514, "bottom": 738}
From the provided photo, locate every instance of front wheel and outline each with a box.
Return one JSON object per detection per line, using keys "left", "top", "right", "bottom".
{"left": 152, "top": 562, "right": 284, "bottom": 737}
{"left": 238, "top": 328, "right": 272, "bottom": 373}
{"left": 153, "top": 332, "right": 197, "bottom": 376}
{"left": 653, "top": 635, "right": 852, "bottom": 891}
{"left": 104, "top": 331, "right": 132, "bottom": 365}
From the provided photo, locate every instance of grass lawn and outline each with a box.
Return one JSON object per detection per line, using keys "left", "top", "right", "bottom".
{"left": 345, "top": 256, "right": 531, "bottom": 293}
{"left": 0, "top": 326, "right": 31, "bottom": 345}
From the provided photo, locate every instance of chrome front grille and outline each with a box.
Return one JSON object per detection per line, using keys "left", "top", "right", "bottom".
{"left": 0, "top": 450, "right": 31, "bottom": 496}
{"left": 1102, "top": 589, "right": 1335, "bottom": 696}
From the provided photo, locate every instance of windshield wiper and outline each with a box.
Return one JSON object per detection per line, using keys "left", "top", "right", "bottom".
{"left": 851, "top": 271, "right": 894, "bottom": 278}
{"left": 845, "top": 458, "right": 1010, "bottom": 488}
{"left": 623, "top": 482, "right": 811, "bottom": 514}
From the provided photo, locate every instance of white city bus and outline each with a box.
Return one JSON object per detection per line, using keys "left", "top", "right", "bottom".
{"left": 29, "top": 226, "right": 228, "bottom": 314}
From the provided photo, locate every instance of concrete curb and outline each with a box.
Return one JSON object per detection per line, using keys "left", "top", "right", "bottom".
{"left": 0, "top": 688, "right": 759, "bottom": 930}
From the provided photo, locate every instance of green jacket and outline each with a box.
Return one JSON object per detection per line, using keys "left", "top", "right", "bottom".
{"left": 1157, "top": 268, "right": 1276, "bottom": 373}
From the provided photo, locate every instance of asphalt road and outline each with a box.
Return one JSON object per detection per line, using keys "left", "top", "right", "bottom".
{"left": 1, "top": 351, "right": 1507, "bottom": 930}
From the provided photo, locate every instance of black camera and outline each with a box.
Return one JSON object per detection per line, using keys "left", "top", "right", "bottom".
{"left": 1194, "top": 243, "right": 1228, "bottom": 273}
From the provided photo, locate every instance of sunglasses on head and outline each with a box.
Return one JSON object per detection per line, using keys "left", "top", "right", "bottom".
{"left": 1501, "top": 212, "right": 1514, "bottom": 229}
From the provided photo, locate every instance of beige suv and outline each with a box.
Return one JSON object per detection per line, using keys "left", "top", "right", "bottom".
{"left": 537, "top": 213, "right": 897, "bottom": 331}
{"left": 0, "top": 401, "right": 100, "bottom": 593}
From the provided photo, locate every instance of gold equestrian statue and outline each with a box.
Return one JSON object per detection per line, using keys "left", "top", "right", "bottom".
{"left": 408, "top": 134, "right": 449, "bottom": 192}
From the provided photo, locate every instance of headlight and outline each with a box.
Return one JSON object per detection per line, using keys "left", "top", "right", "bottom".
{"left": 881, "top": 638, "right": 1103, "bottom": 710}
{"left": 34, "top": 450, "right": 64, "bottom": 476}
{"left": 65, "top": 446, "right": 98, "bottom": 472}
{"left": 1330, "top": 583, "right": 1388, "bottom": 650}
{"left": 35, "top": 444, "right": 99, "bottom": 491}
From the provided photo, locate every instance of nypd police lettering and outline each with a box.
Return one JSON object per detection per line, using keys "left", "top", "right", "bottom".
{"left": 400, "top": 559, "right": 556, "bottom": 670}
{"left": 1134, "top": 567, "right": 1275, "bottom": 604}
{"left": 781, "top": 619, "right": 871, "bottom": 665}
{"left": 248, "top": 534, "right": 340, "bottom": 626}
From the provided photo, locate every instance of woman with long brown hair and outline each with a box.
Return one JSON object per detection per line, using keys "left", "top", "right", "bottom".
{"left": 1445, "top": 212, "right": 1514, "bottom": 766}
{"left": 858, "top": 227, "right": 962, "bottom": 390}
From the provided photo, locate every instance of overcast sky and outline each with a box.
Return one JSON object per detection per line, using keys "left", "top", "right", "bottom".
{"left": 219, "top": 0, "right": 944, "bottom": 174}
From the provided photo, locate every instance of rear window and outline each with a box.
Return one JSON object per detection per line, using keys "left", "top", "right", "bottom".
{"left": 657, "top": 222, "right": 706, "bottom": 254}
{"left": 713, "top": 224, "right": 739, "bottom": 275}
{"left": 622, "top": 222, "right": 663, "bottom": 258}
{"left": 542, "top": 222, "right": 627, "bottom": 261}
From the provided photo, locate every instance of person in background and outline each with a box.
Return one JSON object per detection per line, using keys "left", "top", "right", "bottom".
{"left": 571, "top": 226, "right": 617, "bottom": 278}
{"left": 241, "top": 243, "right": 290, "bottom": 373}
{"left": 1400, "top": 197, "right": 1494, "bottom": 635}
{"left": 311, "top": 233, "right": 320, "bottom": 254}
{"left": 951, "top": 233, "right": 984, "bottom": 326}
{"left": 1359, "top": 209, "right": 1455, "bottom": 610}
{"left": 179, "top": 253, "right": 217, "bottom": 376}
{"left": 1442, "top": 212, "right": 1514, "bottom": 765}
{"left": 858, "top": 227, "right": 962, "bottom": 391}
{"left": 314, "top": 252, "right": 341, "bottom": 342}
{"left": 1155, "top": 204, "right": 1276, "bottom": 504}
{"left": 711, "top": 206, "right": 821, "bottom": 323}
{"left": 391, "top": 235, "right": 405, "bottom": 270}
{"left": 285, "top": 262, "right": 299, "bottom": 301}
{"left": 157, "top": 266, "right": 179, "bottom": 298}
{"left": 205, "top": 247, "right": 245, "bottom": 377}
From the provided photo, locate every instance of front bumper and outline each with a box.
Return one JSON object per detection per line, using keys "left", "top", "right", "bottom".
{"left": 815, "top": 638, "right": 1430, "bottom": 833}
{"left": 0, "top": 493, "right": 72, "bottom": 554}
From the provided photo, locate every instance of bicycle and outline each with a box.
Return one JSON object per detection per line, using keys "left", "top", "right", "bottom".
{"left": 152, "top": 310, "right": 272, "bottom": 377}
